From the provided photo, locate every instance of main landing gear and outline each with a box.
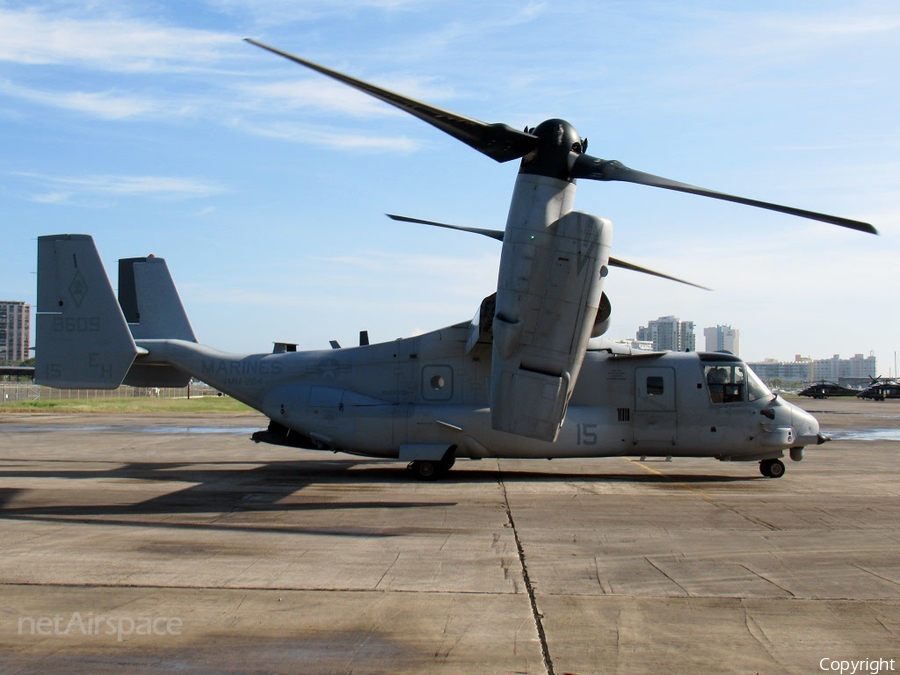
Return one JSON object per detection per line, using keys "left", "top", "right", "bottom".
{"left": 759, "top": 458, "right": 785, "bottom": 478}
{"left": 408, "top": 450, "right": 456, "bottom": 481}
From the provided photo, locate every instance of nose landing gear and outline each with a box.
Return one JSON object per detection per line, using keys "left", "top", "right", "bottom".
{"left": 759, "top": 458, "right": 785, "bottom": 478}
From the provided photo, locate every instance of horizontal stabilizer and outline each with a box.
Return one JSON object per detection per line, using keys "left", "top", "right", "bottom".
{"left": 36, "top": 235, "right": 138, "bottom": 388}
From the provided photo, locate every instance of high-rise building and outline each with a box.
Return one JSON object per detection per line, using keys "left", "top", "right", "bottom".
{"left": 680, "top": 321, "right": 696, "bottom": 352}
{"left": 811, "top": 354, "right": 876, "bottom": 382}
{"left": 747, "top": 357, "right": 812, "bottom": 387}
{"left": 703, "top": 325, "right": 740, "bottom": 355}
{"left": 0, "top": 301, "right": 31, "bottom": 365}
{"left": 747, "top": 353, "right": 876, "bottom": 388}
{"left": 636, "top": 315, "right": 695, "bottom": 352}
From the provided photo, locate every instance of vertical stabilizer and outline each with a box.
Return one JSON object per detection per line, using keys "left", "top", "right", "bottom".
{"left": 118, "top": 256, "right": 197, "bottom": 341}
{"left": 36, "top": 235, "right": 138, "bottom": 388}
{"left": 117, "top": 255, "right": 196, "bottom": 387}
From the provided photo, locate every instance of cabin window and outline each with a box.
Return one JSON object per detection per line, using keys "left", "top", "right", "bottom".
{"left": 421, "top": 365, "right": 453, "bottom": 401}
{"left": 646, "top": 376, "right": 665, "bottom": 396}
{"left": 705, "top": 365, "right": 746, "bottom": 404}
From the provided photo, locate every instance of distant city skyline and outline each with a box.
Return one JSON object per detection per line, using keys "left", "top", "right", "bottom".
{"left": 748, "top": 353, "right": 877, "bottom": 386}
{"left": 3, "top": 296, "right": 885, "bottom": 372}
{"left": 636, "top": 315, "right": 695, "bottom": 352}
{"left": 630, "top": 315, "right": 887, "bottom": 376}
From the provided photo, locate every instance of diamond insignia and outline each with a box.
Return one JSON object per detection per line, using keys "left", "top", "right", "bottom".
{"left": 68, "top": 270, "right": 88, "bottom": 308}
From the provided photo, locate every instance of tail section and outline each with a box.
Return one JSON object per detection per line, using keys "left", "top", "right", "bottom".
{"left": 118, "top": 255, "right": 196, "bottom": 387}
{"left": 118, "top": 256, "right": 196, "bottom": 342}
{"left": 36, "top": 235, "right": 199, "bottom": 389}
{"left": 36, "top": 235, "right": 138, "bottom": 388}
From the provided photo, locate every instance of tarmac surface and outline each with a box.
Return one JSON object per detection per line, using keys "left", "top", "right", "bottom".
{"left": 0, "top": 398, "right": 898, "bottom": 674}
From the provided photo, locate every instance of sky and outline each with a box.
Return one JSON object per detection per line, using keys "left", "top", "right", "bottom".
{"left": 1, "top": 0, "right": 898, "bottom": 373}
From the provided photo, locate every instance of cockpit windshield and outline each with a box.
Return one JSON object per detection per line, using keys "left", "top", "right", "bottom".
{"left": 745, "top": 365, "right": 771, "bottom": 401}
{"left": 700, "top": 354, "right": 771, "bottom": 404}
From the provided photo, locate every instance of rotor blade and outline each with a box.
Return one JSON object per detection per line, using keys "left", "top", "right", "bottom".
{"left": 607, "top": 257, "right": 711, "bottom": 290}
{"left": 386, "top": 214, "right": 710, "bottom": 289}
{"left": 571, "top": 155, "right": 877, "bottom": 235}
{"left": 245, "top": 39, "right": 538, "bottom": 163}
{"left": 386, "top": 214, "right": 504, "bottom": 241}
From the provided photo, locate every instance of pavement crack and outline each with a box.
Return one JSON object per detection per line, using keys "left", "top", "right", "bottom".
{"left": 874, "top": 616, "right": 894, "bottom": 635}
{"left": 594, "top": 557, "right": 613, "bottom": 594}
{"left": 373, "top": 552, "right": 401, "bottom": 590}
{"left": 498, "top": 470, "right": 554, "bottom": 675}
{"left": 643, "top": 556, "right": 690, "bottom": 596}
{"left": 738, "top": 563, "right": 795, "bottom": 597}
{"left": 742, "top": 602, "right": 785, "bottom": 670}
{"left": 850, "top": 563, "right": 900, "bottom": 589}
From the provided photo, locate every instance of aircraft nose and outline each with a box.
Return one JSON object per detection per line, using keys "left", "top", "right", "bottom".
{"left": 791, "top": 403, "right": 821, "bottom": 447}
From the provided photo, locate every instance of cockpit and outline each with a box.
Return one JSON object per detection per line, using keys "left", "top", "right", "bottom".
{"left": 700, "top": 352, "right": 770, "bottom": 404}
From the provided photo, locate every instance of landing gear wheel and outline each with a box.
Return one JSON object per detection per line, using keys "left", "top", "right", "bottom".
{"left": 768, "top": 459, "right": 785, "bottom": 478}
{"left": 408, "top": 446, "right": 456, "bottom": 481}
{"left": 409, "top": 460, "right": 440, "bottom": 481}
{"left": 759, "top": 459, "right": 785, "bottom": 478}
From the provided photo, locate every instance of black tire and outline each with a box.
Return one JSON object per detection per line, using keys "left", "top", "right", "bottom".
{"left": 768, "top": 459, "right": 785, "bottom": 478}
{"left": 410, "top": 460, "right": 439, "bottom": 481}
{"left": 760, "top": 459, "right": 785, "bottom": 478}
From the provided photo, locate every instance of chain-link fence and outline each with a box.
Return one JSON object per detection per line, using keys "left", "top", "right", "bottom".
{"left": 0, "top": 381, "right": 221, "bottom": 403}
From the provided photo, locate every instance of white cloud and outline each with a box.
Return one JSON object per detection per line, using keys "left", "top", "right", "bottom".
{"left": 30, "top": 191, "right": 72, "bottom": 204}
{"left": 773, "top": 14, "right": 900, "bottom": 38}
{"left": 682, "top": 7, "right": 900, "bottom": 64}
{"left": 238, "top": 75, "right": 456, "bottom": 118}
{"left": 202, "top": 0, "right": 424, "bottom": 25}
{"left": 18, "top": 172, "right": 225, "bottom": 200}
{"left": 226, "top": 116, "right": 422, "bottom": 152}
{"left": 0, "top": 79, "right": 160, "bottom": 119}
{"left": 239, "top": 80, "right": 395, "bottom": 118}
{"left": 0, "top": 7, "right": 237, "bottom": 72}
{"left": 0, "top": 5, "right": 457, "bottom": 139}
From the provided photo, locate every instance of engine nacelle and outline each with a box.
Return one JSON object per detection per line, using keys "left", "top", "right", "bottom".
{"left": 591, "top": 292, "right": 612, "bottom": 337}
{"left": 490, "top": 175, "right": 612, "bottom": 442}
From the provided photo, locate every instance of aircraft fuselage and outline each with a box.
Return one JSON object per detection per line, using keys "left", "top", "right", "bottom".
{"left": 137, "top": 322, "right": 819, "bottom": 467}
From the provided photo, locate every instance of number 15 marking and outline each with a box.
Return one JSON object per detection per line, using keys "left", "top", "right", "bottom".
{"left": 577, "top": 423, "right": 598, "bottom": 445}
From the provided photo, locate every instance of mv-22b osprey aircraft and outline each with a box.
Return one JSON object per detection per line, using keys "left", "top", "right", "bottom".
{"left": 35, "top": 41, "right": 877, "bottom": 480}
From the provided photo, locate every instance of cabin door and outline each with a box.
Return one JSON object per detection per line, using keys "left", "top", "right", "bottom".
{"left": 634, "top": 367, "right": 677, "bottom": 445}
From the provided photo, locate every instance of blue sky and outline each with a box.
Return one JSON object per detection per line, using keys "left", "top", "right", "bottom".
{"left": 2, "top": 1, "right": 898, "bottom": 372}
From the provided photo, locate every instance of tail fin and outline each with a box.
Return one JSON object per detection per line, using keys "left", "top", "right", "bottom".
{"left": 36, "top": 235, "right": 138, "bottom": 388}
{"left": 117, "top": 255, "right": 196, "bottom": 387}
{"left": 118, "top": 256, "right": 196, "bottom": 342}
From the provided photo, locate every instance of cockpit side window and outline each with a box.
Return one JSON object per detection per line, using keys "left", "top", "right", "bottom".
{"left": 705, "top": 365, "right": 746, "bottom": 404}
{"left": 746, "top": 367, "right": 771, "bottom": 402}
